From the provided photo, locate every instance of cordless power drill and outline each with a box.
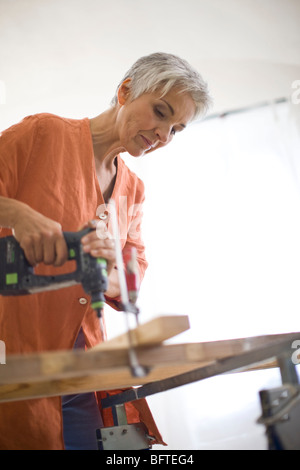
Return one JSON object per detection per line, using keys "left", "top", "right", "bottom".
{"left": 0, "top": 227, "right": 108, "bottom": 333}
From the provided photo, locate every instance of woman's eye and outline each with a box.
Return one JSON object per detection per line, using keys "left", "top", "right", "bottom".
{"left": 155, "top": 107, "right": 165, "bottom": 118}
{"left": 154, "top": 106, "right": 176, "bottom": 136}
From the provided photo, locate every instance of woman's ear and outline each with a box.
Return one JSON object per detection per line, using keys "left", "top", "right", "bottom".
{"left": 117, "top": 78, "right": 132, "bottom": 105}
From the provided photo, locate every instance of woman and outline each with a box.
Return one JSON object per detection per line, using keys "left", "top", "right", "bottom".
{"left": 0, "top": 52, "right": 211, "bottom": 449}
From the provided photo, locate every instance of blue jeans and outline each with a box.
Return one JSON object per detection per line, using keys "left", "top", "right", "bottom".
{"left": 62, "top": 329, "right": 104, "bottom": 450}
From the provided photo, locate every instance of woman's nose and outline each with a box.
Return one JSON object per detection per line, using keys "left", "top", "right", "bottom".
{"left": 155, "top": 125, "right": 172, "bottom": 144}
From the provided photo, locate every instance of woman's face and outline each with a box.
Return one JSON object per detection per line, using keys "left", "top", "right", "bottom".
{"left": 116, "top": 83, "right": 196, "bottom": 157}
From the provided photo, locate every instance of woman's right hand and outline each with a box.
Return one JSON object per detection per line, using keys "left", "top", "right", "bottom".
{"left": 12, "top": 204, "right": 68, "bottom": 267}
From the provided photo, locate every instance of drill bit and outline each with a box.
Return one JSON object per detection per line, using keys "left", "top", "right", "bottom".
{"left": 96, "top": 307, "right": 105, "bottom": 340}
{"left": 90, "top": 256, "right": 108, "bottom": 341}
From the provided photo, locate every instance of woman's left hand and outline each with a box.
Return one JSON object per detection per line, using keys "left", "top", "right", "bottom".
{"left": 80, "top": 220, "right": 116, "bottom": 275}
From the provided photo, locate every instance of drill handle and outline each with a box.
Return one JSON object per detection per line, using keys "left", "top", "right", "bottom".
{"left": 1, "top": 227, "right": 108, "bottom": 300}
{"left": 20, "top": 228, "right": 101, "bottom": 292}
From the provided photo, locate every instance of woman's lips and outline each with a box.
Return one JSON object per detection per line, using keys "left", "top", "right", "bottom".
{"left": 140, "top": 135, "right": 153, "bottom": 149}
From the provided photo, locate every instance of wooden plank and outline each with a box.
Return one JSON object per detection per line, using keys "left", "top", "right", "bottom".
{"left": 0, "top": 363, "right": 201, "bottom": 403}
{"left": 0, "top": 331, "right": 298, "bottom": 386}
{"left": 0, "top": 330, "right": 299, "bottom": 404}
{"left": 0, "top": 315, "right": 190, "bottom": 385}
{"left": 0, "top": 331, "right": 296, "bottom": 386}
{"left": 0, "top": 343, "right": 201, "bottom": 385}
{"left": 91, "top": 315, "right": 190, "bottom": 350}
{"left": 101, "top": 333, "right": 300, "bottom": 408}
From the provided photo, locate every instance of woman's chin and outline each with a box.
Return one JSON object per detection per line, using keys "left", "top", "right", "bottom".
{"left": 127, "top": 147, "right": 146, "bottom": 158}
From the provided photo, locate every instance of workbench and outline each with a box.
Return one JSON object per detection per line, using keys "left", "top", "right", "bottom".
{"left": 0, "top": 315, "right": 299, "bottom": 449}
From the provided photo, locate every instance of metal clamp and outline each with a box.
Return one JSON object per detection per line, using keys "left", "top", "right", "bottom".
{"left": 96, "top": 404, "right": 152, "bottom": 450}
{"left": 258, "top": 352, "right": 300, "bottom": 450}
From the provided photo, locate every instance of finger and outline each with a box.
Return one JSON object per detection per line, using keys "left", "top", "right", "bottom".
{"left": 90, "top": 240, "right": 116, "bottom": 260}
{"left": 81, "top": 229, "right": 99, "bottom": 245}
{"left": 24, "top": 244, "right": 37, "bottom": 266}
{"left": 78, "top": 220, "right": 98, "bottom": 231}
{"left": 54, "top": 237, "right": 68, "bottom": 267}
{"left": 87, "top": 220, "right": 98, "bottom": 229}
{"left": 43, "top": 238, "right": 56, "bottom": 265}
{"left": 91, "top": 247, "right": 116, "bottom": 275}
{"left": 81, "top": 223, "right": 110, "bottom": 247}
{"left": 32, "top": 235, "right": 44, "bottom": 264}
{"left": 19, "top": 236, "right": 38, "bottom": 266}
{"left": 91, "top": 247, "right": 115, "bottom": 259}
{"left": 83, "top": 238, "right": 115, "bottom": 255}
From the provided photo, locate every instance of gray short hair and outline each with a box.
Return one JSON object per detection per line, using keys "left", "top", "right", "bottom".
{"left": 111, "top": 52, "right": 212, "bottom": 119}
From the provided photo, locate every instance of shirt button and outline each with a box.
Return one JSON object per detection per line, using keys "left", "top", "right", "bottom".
{"left": 79, "top": 297, "right": 88, "bottom": 305}
{"left": 99, "top": 212, "right": 108, "bottom": 220}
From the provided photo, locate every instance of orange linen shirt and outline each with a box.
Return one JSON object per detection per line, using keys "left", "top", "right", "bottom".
{"left": 0, "top": 114, "right": 164, "bottom": 449}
